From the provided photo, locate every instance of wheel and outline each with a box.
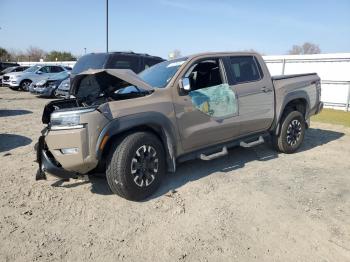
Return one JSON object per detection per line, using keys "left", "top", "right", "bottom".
{"left": 272, "top": 110, "right": 305, "bottom": 154}
{"left": 106, "top": 132, "right": 165, "bottom": 201}
{"left": 20, "top": 80, "right": 32, "bottom": 91}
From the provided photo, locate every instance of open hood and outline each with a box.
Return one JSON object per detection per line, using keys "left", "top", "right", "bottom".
{"left": 70, "top": 69, "right": 154, "bottom": 99}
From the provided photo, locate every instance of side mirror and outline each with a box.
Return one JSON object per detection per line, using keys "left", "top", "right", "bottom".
{"left": 180, "top": 77, "right": 191, "bottom": 91}
{"left": 36, "top": 71, "right": 43, "bottom": 74}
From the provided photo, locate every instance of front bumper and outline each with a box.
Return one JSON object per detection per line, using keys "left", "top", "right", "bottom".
{"left": 30, "top": 85, "right": 54, "bottom": 96}
{"left": 36, "top": 136, "right": 79, "bottom": 180}
{"left": 2, "top": 79, "right": 19, "bottom": 87}
{"left": 55, "top": 89, "right": 69, "bottom": 97}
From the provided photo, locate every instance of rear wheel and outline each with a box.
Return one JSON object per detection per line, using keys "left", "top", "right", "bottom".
{"left": 272, "top": 110, "right": 305, "bottom": 154}
{"left": 20, "top": 80, "right": 32, "bottom": 91}
{"left": 106, "top": 132, "right": 165, "bottom": 201}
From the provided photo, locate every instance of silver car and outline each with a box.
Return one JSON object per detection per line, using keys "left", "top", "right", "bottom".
{"left": 54, "top": 78, "right": 70, "bottom": 98}
{"left": 2, "top": 65, "right": 71, "bottom": 90}
{"left": 29, "top": 71, "right": 70, "bottom": 97}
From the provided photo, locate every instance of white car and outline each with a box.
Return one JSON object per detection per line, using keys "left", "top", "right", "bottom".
{"left": 2, "top": 65, "right": 71, "bottom": 90}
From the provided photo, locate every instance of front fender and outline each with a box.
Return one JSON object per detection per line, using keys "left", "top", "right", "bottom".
{"left": 95, "top": 112, "right": 178, "bottom": 172}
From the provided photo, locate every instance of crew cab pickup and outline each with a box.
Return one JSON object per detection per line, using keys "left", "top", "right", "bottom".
{"left": 36, "top": 52, "right": 323, "bottom": 201}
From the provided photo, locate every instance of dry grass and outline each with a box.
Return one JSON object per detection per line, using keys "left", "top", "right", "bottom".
{"left": 312, "top": 108, "right": 350, "bottom": 127}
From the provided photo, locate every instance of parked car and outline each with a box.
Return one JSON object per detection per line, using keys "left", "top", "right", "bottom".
{"left": 2, "top": 65, "right": 70, "bottom": 90}
{"left": 54, "top": 78, "right": 70, "bottom": 98}
{"left": 36, "top": 52, "right": 323, "bottom": 201}
{"left": 29, "top": 71, "right": 70, "bottom": 97}
{"left": 0, "top": 62, "right": 19, "bottom": 71}
{"left": 70, "top": 51, "right": 165, "bottom": 88}
{"left": 0, "top": 66, "right": 29, "bottom": 85}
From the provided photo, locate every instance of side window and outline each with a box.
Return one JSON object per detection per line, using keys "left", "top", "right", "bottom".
{"left": 50, "top": 66, "right": 64, "bottom": 73}
{"left": 108, "top": 55, "right": 140, "bottom": 73}
{"left": 39, "top": 66, "right": 50, "bottom": 73}
{"left": 228, "top": 56, "right": 261, "bottom": 84}
{"left": 186, "top": 59, "right": 223, "bottom": 91}
{"left": 184, "top": 59, "right": 238, "bottom": 118}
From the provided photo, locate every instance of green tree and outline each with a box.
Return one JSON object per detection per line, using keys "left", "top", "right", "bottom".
{"left": 46, "top": 51, "right": 76, "bottom": 61}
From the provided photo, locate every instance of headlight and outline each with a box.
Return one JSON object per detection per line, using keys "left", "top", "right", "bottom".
{"left": 11, "top": 75, "right": 21, "bottom": 79}
{"left": 37, "top": 80, "right": 47, "bottom": 86}
{"left": 50, "top": 108, "right": 96, "bottom": 130}
{"left": 48, "top": 80, "right": 59, "bottom": 89}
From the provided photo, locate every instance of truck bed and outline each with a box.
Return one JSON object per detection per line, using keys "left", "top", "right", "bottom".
{"left": 272, "top": 73, "right": 321, "bottom": 123}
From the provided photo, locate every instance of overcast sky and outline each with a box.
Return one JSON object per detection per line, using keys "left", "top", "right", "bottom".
{"left": 0, "top": 0, "right": 349, "bottom": 58}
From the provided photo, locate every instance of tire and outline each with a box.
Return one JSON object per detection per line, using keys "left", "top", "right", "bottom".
{"left": 106, "top": 132, "right": 166, "bottom": 201}
{"left": 20, "top": 80, "right": 32, "bottom": 91}
{"left": 272, "top": 110, "right": 305, "bottom": 154}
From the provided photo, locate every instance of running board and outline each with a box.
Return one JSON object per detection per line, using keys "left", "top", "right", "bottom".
{"left": 240, "top": 136, "right": 265, "bottom": 148}
{"left": 200, "top": 146, "right": 228, "bottom": 161}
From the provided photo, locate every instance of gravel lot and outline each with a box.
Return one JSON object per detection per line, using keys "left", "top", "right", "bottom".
{"left": 0, "top": 88, "right": 349, "bottom": 262}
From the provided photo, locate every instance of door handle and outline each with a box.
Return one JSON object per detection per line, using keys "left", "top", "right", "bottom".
{"left": 261, "top": 86, "right": 272, "bottom": 93}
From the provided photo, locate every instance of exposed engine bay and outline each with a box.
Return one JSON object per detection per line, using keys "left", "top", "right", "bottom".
{"left": 42, "top": 71, "right": 153, "bottom": 124}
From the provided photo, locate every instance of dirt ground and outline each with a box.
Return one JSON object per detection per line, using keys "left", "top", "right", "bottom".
{"left": 0, "top": 87, "right": 349, "bottom": 262}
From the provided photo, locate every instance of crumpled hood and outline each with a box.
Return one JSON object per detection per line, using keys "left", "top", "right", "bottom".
{"left": 70, "top": 69, "right": 154, "bottom": 97}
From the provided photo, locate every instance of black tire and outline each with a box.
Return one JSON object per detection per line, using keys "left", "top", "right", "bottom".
{"left": 106, "top": 132, "right": 166, "bottom": 201}
{"left": 20, "top": 80, "right": 32, "bottom": 91}
{"left": 272, "top": 110, "right": 305, "bottom": 154}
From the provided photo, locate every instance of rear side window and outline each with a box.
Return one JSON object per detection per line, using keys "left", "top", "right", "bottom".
{"left": 228, "top": 56, "right": 261, "bottom": 84}
{"left": 50, "top": 66, "right": 64, "bottom": 73}
{"left": 107, "top": 54, "right": 140, "bottom": 73}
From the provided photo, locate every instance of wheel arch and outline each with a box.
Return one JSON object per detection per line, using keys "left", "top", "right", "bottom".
{"left": 274, "top": 91, "right": 310, "bottom": 136}
{"left": 96, "top": 112, "right": 177, "bottom": 173}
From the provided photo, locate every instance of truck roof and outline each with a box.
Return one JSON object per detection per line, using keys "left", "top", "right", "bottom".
{"left": 184, "top": 51, "right": 260, "bottom": 60}
{"left": 85, "top": 51, "right": 164, "bottom": 60}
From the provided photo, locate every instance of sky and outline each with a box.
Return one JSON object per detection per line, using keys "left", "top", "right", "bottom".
{"left": 0, "top": 0, "right": 349, "bottom": 58}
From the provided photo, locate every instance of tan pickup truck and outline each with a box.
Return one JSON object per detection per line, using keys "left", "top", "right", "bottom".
{"left": 36, "top": 52, "right": 323, "bottom": 201}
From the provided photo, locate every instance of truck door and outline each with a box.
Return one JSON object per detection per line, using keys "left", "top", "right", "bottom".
{"left": 224, "top": 56, "right": 275, "bottom": 135}
{"left": 173, "top": 58, "right": 240, "bottom": 152}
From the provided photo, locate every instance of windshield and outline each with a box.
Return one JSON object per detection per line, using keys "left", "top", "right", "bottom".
{"left": 24, "top": 65, "right": 40, "bottom": 73}
{"left": 72, "top": 53, "right": 108, "bottom": 75}
{"left": 2, "top": 67, "right": 15, "bottom": 74}
{"left": 138, "top": 57, "right": 188, "bottom": 88}
{"left": 49, "top": 71, "right": 70, "bottom": 81}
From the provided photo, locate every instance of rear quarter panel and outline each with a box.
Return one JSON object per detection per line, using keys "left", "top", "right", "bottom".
{"left": 273, "top": 74, "right": 320, "bottom": 123}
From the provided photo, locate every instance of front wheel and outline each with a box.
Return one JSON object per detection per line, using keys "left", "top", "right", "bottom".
{"left": 272, "top": 111, "right": 306, "bottom": 154}
{"left": 106, "top": 132, "right": 166, "bottom": 201}
{"left": 20, "top": 80, "right": 32, "bottom": 91}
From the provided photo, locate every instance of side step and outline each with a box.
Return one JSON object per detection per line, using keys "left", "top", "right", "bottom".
{"left": 240, "top": 136, "right": 264, "bottom": 148}
{"left": 200, "top": 146, "right": 228, "bottom": 161}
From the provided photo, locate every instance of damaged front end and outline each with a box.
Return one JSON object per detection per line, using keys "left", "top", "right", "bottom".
{"left": 36, "top": 69, "right": 154, "bottom": 181}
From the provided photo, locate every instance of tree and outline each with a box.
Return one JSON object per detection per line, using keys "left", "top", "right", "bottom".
{"left": 288, "top": 42, "right": 321, "bottom": 55}
{"left": 168, "top": 49, "right": 182, "bottom": 59}
{"left": 0, "top": 47, "right": 10, "bottom": 61}
{"left": 46, "top": 51, "right": 76, "bottom": 61}
{"left": 26, "top": 46, "right": 46, "bottom": 61}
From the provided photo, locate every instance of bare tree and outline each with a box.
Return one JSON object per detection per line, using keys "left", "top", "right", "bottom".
{"left": 0, "top": 47, "right": 10, "bottom": 61}
{"left": 26, "top": 46, "right": 46, "bottom": 61}
{"left": 168, "top": 49, "right": 182, "bottom": 60}
{"left": 288, "top": 42, "right": 321, "bottom": 55}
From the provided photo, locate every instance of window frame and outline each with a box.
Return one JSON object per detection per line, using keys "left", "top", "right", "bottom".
{"left": 178, "top": 57, "right": 227, "bottom": 96}
{"left": 224, "top": 55, "right": 263, "bottom": 85}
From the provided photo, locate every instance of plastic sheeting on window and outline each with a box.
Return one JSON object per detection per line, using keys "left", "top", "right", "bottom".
{"left": 189, "top": 84, "right": 237, "bottom": 118}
